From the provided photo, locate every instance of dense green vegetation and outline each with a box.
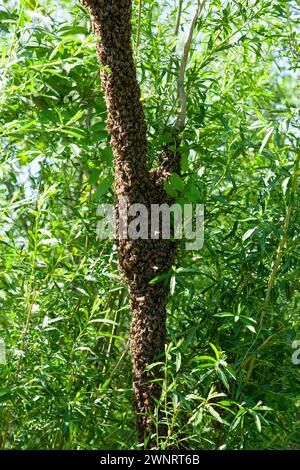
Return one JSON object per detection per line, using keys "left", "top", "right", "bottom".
{"left": 0, "top": 0, "right": 299, "bottom": 450}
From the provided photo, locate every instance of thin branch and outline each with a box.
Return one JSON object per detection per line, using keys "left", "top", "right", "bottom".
{"left": 237, "top": 148, "right": 300, "bottom": 382}
{"left": 136, "top": 0, "right": 142, "bottom": 50}
{"left": 175, "top": 0, "right": 206, "bottom": 132}
{"left": 259, "top": 147, "right": 300, "bottom": 327}
{"left": 162, "top": 0, "right": 184, "bottom": 128}
{"left": 174, "top": 0, "right": 184, "bottom": 37}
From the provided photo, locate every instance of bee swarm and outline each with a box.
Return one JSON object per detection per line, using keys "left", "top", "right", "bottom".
{"left": 82, "top": 0, "right": 181, "bottom": 441}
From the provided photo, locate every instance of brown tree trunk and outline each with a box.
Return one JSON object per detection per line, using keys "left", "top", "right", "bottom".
{"left": 82, "top": 0, "right": 180, "bottom": 442}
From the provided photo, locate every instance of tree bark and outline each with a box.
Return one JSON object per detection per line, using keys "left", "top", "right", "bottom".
{"left": 82, "top": 0, "right": 180, "bottom": 442}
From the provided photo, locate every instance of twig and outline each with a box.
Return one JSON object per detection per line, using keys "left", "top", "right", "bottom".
{"left": 175, "top": 0, "right": 206, "bottom": 132}
{"left": 260, "top": 147, "right": 300, "bottom": 327}
{"left": 175, "top": 0, "right": 184, "bottom": 36}
{"left": 161, "top": 0, "right": 184, "bottom": 128}
{"left": 242, "top": 148, "right": 300, "bottom": 382}
{"left": 136, "top": 0, "right": 142, "bottom": 50}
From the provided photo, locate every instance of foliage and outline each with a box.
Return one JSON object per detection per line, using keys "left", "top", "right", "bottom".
{"left": 0, "top": 0, "right": 299, "bottom": 449}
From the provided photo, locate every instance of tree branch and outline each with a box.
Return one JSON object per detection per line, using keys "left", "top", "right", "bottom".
{"left": 175, "top": 0, "right": 206, "bottom": 132}
{"left": 260, "top": 147, "right": 300, "bottom": 327}
{"left": 136, "top": 0, "right": 142, "bottom": 50}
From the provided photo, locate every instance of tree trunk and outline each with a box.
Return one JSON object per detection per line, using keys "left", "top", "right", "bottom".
{"left": 82, "top": 0, "right": 180, "bottom": 442}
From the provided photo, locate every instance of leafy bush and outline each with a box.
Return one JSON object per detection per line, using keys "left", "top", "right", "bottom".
{"left": 0, "top": 0, "right": 299, "bottom": 449}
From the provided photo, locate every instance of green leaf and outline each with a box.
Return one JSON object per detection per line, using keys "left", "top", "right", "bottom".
{"left": 170, "top": 173, "right": 185, "bottom": 192}
{"left": 259, "top": 127, "right": 273, "bottom": 153}
{"left": 65, "top": 110, "right": 84, "bottom": 127}
{"left": 170, "top": 275, "right": 176, "bottom": 295}
{"left": 254, "top": 413, "right": 262, "bottom": 432}
{"left": 207, "top": 406, "right": 223, "bottom": 423}
{"left": 102, "top": 147, "right": 113, "bottom": 165}
{"left": 175, "top": 352, "right": 181, "bottom": 372}
{"left": 246, "top": 324, "right": 256, "bottom": 334}
{"left": 163, "top": 180, "right": 177, "bottom": 197}
{"left": 145, "top": 361, "right": 164, "bottom": 371}
{"left": 196, "top": 355, "right": 216, "bottom": 362}
{"left": 214, "top": 312, "right": 234, "bottom": 318}
{"left": 94, "top": 175, "right": 114, "bottom": 201}
{"left": 242, "top": 227, "right": 257, "bottom": 242}
{"left": 59, "top": 128, "right": 86, "bottom": 138}
{"left": 230, "top": 415, "right": 242, "bottom": 431}
{"left": 216, "top": 367, "right": 229, "bottom": 390}
{"left": 149, "top": 272, "right": 171, "bottom": 285}
{"left": 282, "top": 177, "right": 290, "bottom": 195}
{"left": 209, "top": 343, "right": 220, "bottom": 360}
{"left": 0, "top": 386, "right": 12, "bottom": 399}
{"left": 88, "top": 169, "right": 101, "bottom": 184}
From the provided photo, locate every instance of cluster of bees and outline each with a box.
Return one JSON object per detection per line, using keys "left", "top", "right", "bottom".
{"left": 82, "top": 0, "right": 181, "bottom": 441}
